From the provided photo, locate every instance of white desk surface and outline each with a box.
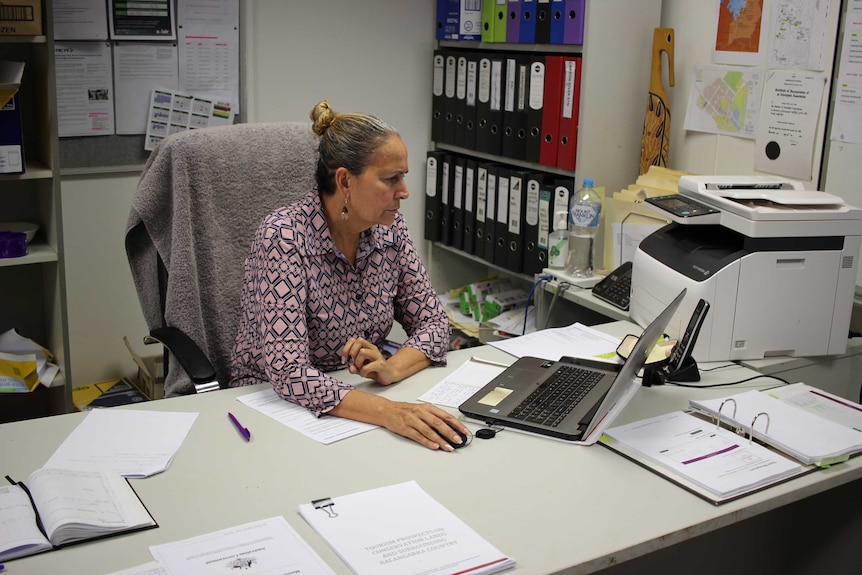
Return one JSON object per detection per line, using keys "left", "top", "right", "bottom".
{"left": 2, "top": 345, "right": 861, "bottom": 575}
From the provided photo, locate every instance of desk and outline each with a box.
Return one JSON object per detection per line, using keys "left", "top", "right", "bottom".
{"left": 2, "top": 346, "right": 861, "bottom": 575}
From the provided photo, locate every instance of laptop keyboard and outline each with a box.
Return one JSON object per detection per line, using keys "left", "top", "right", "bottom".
{"left": 508, "top": 365, "right": 604, "bottom": 428}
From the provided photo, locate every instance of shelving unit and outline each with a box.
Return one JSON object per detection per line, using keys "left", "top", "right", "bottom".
{"left": 1, "top": 0, "right": 72, "bottom": 418}
{"left": 427, "top": 0, "right": 663, "bottom": 324}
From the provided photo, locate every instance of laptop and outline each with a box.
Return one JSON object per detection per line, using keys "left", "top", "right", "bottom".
{"left": 459, "top": 289, "right": 687, "bottom": 444}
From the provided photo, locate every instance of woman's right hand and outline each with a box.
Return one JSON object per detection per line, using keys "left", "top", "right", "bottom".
{"left": 329, "top": 389, "right": 470, "bottom": 451}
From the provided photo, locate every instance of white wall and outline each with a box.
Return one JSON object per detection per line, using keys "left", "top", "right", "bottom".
{"left": 61, "top": 0, "right": 435, "bottom": 385}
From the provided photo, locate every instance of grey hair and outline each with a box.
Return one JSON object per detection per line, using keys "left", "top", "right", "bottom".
{"left": 309, "top": 100, "right": 400, "bottom": 195}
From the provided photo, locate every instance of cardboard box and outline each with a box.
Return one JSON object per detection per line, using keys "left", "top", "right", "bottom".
{"left": 0, "top": 91, "right": 24, "bottom": 174}
{"left": 0, "top": 1, "right": 42, "bottom": 35}
{"left": 124, "top": 336, "right": 165, "bottom": 400}
{"left": 72, "top": 378, "right": 149, "bottom": 411}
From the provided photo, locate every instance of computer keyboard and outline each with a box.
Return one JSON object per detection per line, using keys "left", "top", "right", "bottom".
{"left": 592, "top": 261, "right": 632, "bottom": 310}
{"left": 507, "top": 365, "right": 604, "bottom": 428}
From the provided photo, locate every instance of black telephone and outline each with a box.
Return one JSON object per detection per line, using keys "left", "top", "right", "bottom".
{"left": 665, "top": 298, "right": 710, "bottom": 381}
{"left": 592, "top": 261, "right": 632, "bottom": 310}
{"left": 641, "top": 298, "right": 710, "bottom": 386}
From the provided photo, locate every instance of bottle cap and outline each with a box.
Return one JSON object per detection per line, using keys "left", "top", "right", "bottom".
{"left": 583, "top": 178, "right": 594, "bottom": 188}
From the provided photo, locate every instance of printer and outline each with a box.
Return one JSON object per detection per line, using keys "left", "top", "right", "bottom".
{"left": 630, "top": 175, "right": 862, "bottom": 362}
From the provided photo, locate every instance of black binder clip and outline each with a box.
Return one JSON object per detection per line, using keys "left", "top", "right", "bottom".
{"left": 312, "top": 497, "right": 338, "bottom": 518}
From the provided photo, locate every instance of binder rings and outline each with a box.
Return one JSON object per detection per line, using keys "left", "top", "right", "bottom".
{"left": 524, "top": 55, "right": 545, "bottom": 164}
{"left": 483, "top": 163, "right": 499, "bottom": 263}
{"left": 454, "top": 53, "right": 469, "bottom": 147}
{"left": 493, "top": 166, "right": 511, "bottom": 267}
{"left": 443, "top": 52, "right": 458, "bottom": 145}
{"left": 563, "top": 0, "right": 586, "bottom": 45}
{"left": 690, "top": 385, "right": 862, "bottom": 467}
{"left": 431, "top": 50, "right": 445, "bottom": 143}
{"left": 451, "top": 155, "right": 466, "bottom": 250}
{"left": 601, "top": 410, "right": 811, "bottom": 505}
{"left": 535, "top": 0, "right": 552, "bottom": 44}
{"left": 556, "top": 55, "right": 582, "bottom": 171}
{"left": 440, "top": 153, "right": 454, "bottom": 246}
{"left": 507, "top": 169, "right": 529, "bottom": 273}
{"left": 519, "top": 0, "right": 537, "bottom": 43}
{"left": 604, "top": 383, "right": 862, "bottom": 505}
{"left": 423, "top": 151, "right": 446, "bottom": 242}
{"left": 506, "top": 0, "right": 522, "bottom": 43}
{"left": 540, "top": 55, "right": 565, "bottom": 168}
{"left": 463, "top": 158, "right": 478, "bottom": 254}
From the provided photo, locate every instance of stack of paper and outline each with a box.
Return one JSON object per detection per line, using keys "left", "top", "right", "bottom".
{"left": 299, "top": 481, "right": 515, "bottom": 575}
{"left": 690, "top": 386, "right": 862, "bottom": 466}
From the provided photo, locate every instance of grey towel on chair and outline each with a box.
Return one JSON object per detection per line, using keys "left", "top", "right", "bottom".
{"left": 126, "top": 122, "right": 318, "bottom": 396}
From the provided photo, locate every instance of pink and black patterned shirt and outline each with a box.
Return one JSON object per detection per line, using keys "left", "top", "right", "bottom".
{"left": 230, "top": 189, "right": 449, "bottom": 416}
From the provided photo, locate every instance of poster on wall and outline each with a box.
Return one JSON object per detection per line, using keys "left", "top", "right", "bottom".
{"left": 53, "top": 0, "right": 109, "bottom": 40}
{"left": 54, "top": 42, "right": 115, "bottom": 137}
{"left": 712, "top": 0, "right": 764, "bottom": 66}
{"left": 112, "top": 42, "right": 179, "bottom": 134}
{"left": 109, "top": 0, "right": 176, "bottom": 40}
{"left": 177, "top": 0, "right": 240, "bottom": 116}
{"left": 754, "top": 71, "right": 826, "bottom": 180}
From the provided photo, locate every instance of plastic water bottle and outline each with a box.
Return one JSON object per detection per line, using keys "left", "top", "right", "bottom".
{"left": 547, "top": 211, "right": 569, "bottom": 269}
{"left": 566, "top": 178, "right": 601, "bottom": 277}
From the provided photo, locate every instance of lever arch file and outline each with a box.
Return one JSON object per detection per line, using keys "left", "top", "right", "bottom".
{"left": 298, "top": 480, "right": 515, "bottom": 575}
{"left": 602, "top": 383, "right": 862, "bottom": 504}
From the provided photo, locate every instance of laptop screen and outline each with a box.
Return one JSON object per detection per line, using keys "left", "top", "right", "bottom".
{"left": 582, "top": 288, "right": 687, "bottom": 439}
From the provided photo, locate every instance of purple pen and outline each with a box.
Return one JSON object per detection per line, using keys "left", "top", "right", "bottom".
{"left": 228, "top": 412, "right": 251, "bottom": 441}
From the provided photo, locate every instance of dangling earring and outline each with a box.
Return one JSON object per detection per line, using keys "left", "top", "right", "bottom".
{"left": 341, "top": 197, "right": 349, "bottom": 221}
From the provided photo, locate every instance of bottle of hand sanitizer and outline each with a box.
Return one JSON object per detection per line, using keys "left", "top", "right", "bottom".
{"left": 548, "top": 211, "right": 569, "bottom": 269}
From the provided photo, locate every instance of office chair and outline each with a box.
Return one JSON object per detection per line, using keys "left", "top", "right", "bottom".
{"left": 125, "top": 122, "right": 318, "bottom": 396}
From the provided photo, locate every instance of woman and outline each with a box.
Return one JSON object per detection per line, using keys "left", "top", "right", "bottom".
{"left": 230, "top": 101, "right": 469, "bottom": 451}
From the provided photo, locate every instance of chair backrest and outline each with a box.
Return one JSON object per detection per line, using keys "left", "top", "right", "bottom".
{"left": 126, "top": 122, "right": 318, "bottom": 396}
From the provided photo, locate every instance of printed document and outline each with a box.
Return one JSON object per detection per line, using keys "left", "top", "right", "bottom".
{"left": 489, "top": 322, "right": 621, "bottom": 362}
{"left": 237, "top": 388, "right": 377, "bottom": 444}
{"left": 298, "top": 480, "right": 515, "bottom": 575}
{"left": 149, "top": 516, "right": 335, "bottom": 575}
{"left": 603, "top": 411, "right": 803, "bottom": 500}
{"left": 418, "top": 356, "right": 509, "bottom": 408}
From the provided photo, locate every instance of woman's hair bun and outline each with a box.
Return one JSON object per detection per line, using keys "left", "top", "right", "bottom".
{"left": 310, "top": 100, "right": 337, "bottom": 137}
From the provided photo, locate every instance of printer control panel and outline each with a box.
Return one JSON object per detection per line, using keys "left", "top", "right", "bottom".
{"left": 646, "top": 194, "right": 721, "bottom": 225}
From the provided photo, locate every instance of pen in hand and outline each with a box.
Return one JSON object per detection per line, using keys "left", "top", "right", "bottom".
{"left": 228, "top": 412, "right": 251, "bottom": 442}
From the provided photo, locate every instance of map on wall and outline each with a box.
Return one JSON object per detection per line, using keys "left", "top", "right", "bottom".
{"left": 713, "top": 0, "right": 765, "bottom": 66}
{"left": 683, "top": 65, "right": 764, "bottom": 139}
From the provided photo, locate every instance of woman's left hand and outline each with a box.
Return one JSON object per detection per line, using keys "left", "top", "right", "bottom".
{"left": 341, "top": 337, "right": 398, "bottom": 384}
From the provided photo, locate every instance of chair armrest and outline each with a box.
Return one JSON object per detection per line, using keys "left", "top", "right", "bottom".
{"left": 144, "top": 327, "right": 220, "bottom": 393}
